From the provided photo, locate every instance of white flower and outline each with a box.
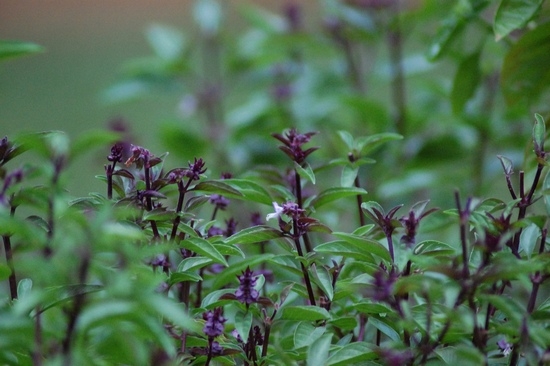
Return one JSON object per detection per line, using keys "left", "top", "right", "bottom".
{"left": 266, "top": 202, "right": 284, "bottom": 221}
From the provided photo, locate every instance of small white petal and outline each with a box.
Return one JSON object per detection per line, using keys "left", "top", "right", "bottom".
{"left": 266, "top": 202, "right": 283, "bottom": 221}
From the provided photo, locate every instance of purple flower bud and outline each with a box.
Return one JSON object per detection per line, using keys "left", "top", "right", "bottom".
{"left": 210, "top": 341, "right": 223, "bottom": 355}
{"left": 272, "top": 128, "right": 319, "bottom": 163}
{"left": 209, "top": 194, "right": 230, "bottom": 209}
{"left": 203, "top": 308, "right": 226, "bottom": 338}
{"left": 224, "top": 218, "right": 238, "bottom": 237}
{"left": 186, "top": 158, "right": 207, "bottom": 181}
{"left": 282, "top": 202, "right": 305, "bottom": 219}
{"left": 107, "top": 144, "right": 124, "bottom": 163}
{"left": 208, "top": 226, "right": 225, "bottom": 238}
{"left": 235, "top": 266, "right": 259, "bottom": 305}
{"left": 250, "top": 212, "right": 264, "bottom": 226}
{"left": 497, "top": 338, "right": 512, "bottom": 356}
{"left": 231, "top": 329, "right": 243, "bottom": 343}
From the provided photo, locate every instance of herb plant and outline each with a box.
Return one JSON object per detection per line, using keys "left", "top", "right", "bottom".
{"left": 3, "top": 1, "right": 550, "bottom": 365}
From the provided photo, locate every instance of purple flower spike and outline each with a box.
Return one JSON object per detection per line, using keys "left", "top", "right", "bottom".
{"left": 203, "top": 307, "right": 226, "bottom": 339}
{"left": 186, "top": 158, "right": 207, "bottom": 181}
{"left": 235, "top": 266, "right": 259, "bottom": 305}
{"left": 272, "top": 128, "right": 319, "bottom": 163}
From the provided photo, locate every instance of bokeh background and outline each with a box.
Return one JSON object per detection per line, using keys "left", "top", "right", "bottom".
{"left": 2, "top": 0, "right": 547, "bottom": 211}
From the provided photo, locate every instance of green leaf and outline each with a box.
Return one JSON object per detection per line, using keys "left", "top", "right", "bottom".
{"left": 195, "top": 179, "right": 272, "bottom": 205}
{"left": 142, "top": 208, "right": 174, "bottom": 221}
{"left": 451, "top": 51, "right": 481, "bottom": 115}
{"left": 0, "top": 40, "right": 44, "bottom": 61}
{"left": 356, "top": 133, "right": 403, "bottom": 156}
{"left": 234, "top": 310, "right": 253, "bottom": 343}
{"left": 413, "top": 240, "right": 456, "bottom": 256}
{"left": 279, "top": 306, "right": 331, "bottom": 321}
{"left": 294, "top": 161, "right": 316, "bottom": 185}
{"left": 494, "top": 0, "right": 544, "bottom": 41}
{"left": 223, "top": 225, "right": 283, "bottom": 246}
{"left": 337, "top": 130, "right": 354, "bottom": 150}
{"left": 368, "top": 316, "right": 400, "bottom": 341}
{"left": 308, "top": 187, "right": 367, "bottom": 210}
{"left": 177, "top": 257, "right": 213, "bottom": 272}
{"left": 326, "top": 342, "right": 375, "bottom": 365}
{"left": 315, "top": 240, "right": 374, "bottom": 262}
{"left": 333, "top": 231, "right": 391, "bottom": 261}
{"left": 435, "top": 346, "right": 485, "bottom": 366}
{"left": 213, "top": 243, "right": 245, "bottom": 257}
{"left": 179, "top": 237, "right": 227, "bottom": 266}
{"left": 146, "top": 23, "right": 185, "bottom": 61}
{"left": 307, "top": 333, "right": 332, "bottom": 366}
{"left": 354, "top": 302, "right": 393, "bottom": 315}
{"left": 311, "top": 264, "right": 333, "bottom": 301}
{"left": 294, "top": 322, "right": 326, "bottom": 349}
{"left": 501, "top": 22, "right": 550, "bottom": 106}
{"left": 168, "top": 272, "right": 203, "bottom": 285}
{"left": 533, "top": 113, "right": 546, "bottom": 153}
{"left": 497, "top": 155, "right": 514, "bottom": 175}
{"left": 328, "top": 317, "right": 358, "bottom": 331}
{"left": 194, "top": 180, "right": 242, "bottom": 197}
{"left": 340, "top": 165, "right": 358, "bottom": 187}
{"left": 519, "top": 223, "right": 540, "bottom": 259}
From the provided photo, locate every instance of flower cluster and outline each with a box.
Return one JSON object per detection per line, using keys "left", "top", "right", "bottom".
{"left": 203, "top": 307, "right": 226, "bottom": 339}
{"left": 266, "top": 201, "right": 305, "bottom": 221}
{"left": 186, "top": 158, "right": 207, "bottom": 181}
{"left": 272, "top": 128, "right": 318, "bottom": 163}
{"left": 107, "top": 143, "right": 123, "bottom": 163}
{"left": 235, "top": 266, "right": 259, "bottom": 305}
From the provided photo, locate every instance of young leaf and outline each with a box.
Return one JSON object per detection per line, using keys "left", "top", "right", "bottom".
{"left": 340, "top": 165, "right": 358, "bottom": 187}
{"left": 497, "top": 155, "right": 514, "bottom": 175}
{"left": 494, "top": 0, "right": 544, "bottom": 41}
{"left": 311, "top": 264, "right": 334, "bottom": 301}
{"left": 294, "top": 161, "right": 316, "bottom": 185}
{"left": 337, "top": 130, "right": 354, "bottom": 150}
{"left": 356, "top": 133, "right": 403, "bottom": 156}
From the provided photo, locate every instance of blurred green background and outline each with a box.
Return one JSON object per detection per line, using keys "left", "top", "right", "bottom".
{"left": 2, "top": 0, "right": 549, "bottom": 211}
